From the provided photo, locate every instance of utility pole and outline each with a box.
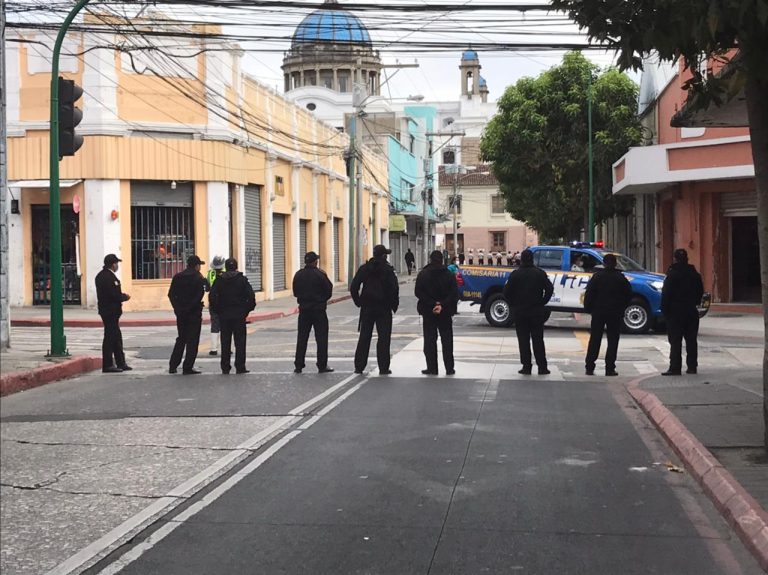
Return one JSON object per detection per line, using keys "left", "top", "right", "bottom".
{"left": 452, "top": 169, "right": 459, "bottom": 259}
{"left": 587, "top": 72, "right": 595, "bottom": 242}
{"left": 1, "top": 1, "right": 9, "bottom": 349}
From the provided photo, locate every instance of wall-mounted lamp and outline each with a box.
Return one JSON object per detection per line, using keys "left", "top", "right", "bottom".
{"left": 171, "top": 180, "right": 177, "bottom": 190}
{"left": 11, "top": 199, "right": 20, "bottom": 214}
{"left": 110, "top": 209, "right": 119, "bottom": 221}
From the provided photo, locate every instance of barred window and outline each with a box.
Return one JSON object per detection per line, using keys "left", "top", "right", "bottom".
{"left": 491, "top": 195, "right": 506, "bottom": 214}
{"left": 491, "top": 231, "right": 506, "bottom": 250}
{"left": 131, "top": 182, "right": 195, "bottom": 280}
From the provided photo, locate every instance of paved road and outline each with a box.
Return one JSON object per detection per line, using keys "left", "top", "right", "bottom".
{"left": 1, "top": 296, "right": 764, "bottom": 574}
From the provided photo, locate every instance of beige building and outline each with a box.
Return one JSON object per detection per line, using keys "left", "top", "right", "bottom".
{"left": 5, "top": 16, "right": 388, "bottom": 311}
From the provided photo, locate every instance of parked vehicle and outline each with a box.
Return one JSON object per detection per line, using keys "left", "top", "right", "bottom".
{"left": 457, "top": 242, "right": 711, "bottom": 334}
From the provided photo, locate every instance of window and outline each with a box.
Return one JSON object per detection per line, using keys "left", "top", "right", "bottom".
{"left": 491, "top": 195, "right": 505, "bottom": 214}
{"left": 275, "top": 176, "right": 285, "bottom": 196}
{"left": 130, "top": 182, "right": 195, "bottom": 280}
{"left": 491, "top": 231, "right": 505, "bottom": 250}
{"left": 535, "top": 249, "right": 564, "bottom": 270}
{"left": 338, "top": 70, "right": 350, "bottom": 92}
{"left": 571, "top": 251, "right": 600, "bottom": 272}
{"left": 443, "top": 149, "right": 455, "bottom": 164}
{"left": 306, "top": 102, "right": 317, "bottom": 111}
{"left": 320, "top": 70, "right": 333, "bottom": 89}
{"left": 401, "top": 179, "right": 415, "bottom": 202}
{"left": 409, "top": 135, "right": 415, "bottom": 154}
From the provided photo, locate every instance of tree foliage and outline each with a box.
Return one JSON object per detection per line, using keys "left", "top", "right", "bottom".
{"left": 480, "top": 52, "right": 641, "bottom": 242}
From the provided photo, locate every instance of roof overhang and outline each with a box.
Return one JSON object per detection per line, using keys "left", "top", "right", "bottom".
{"left": 9, "top": 180, "right": 82, "bottom": 189}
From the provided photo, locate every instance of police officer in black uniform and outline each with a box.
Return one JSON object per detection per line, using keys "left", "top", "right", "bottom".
{"left": 208, "top": 258, "right": 256, "bottom": 375}
{"left": 583, "top": 253, "right": 632, "bottom": 376}
{"left": 503, "top": 249, "right": 554, "bottom": 375}
{"left": 351, "top": 244, "right": 399, "bottom": 375}
{"left": 168, "top": 255, "right": 207, "bottom": 375}
{"left": 292, "top": 251, "right": 334, "bottom": 374}
{"left": 661, "top": 248, "right": 704, "bottom": 375}
{"left": 95, "top": 254, "right": 131, "bottom": 373}
{"left": 415, "top": 250, "right": 459, "bottom": 375}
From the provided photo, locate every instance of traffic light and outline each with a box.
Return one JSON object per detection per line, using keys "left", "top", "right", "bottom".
{"left": 58, "top": 77, "right": 84, "bottom": 157}
{"left": 426, "top": 187, "right": 434, "bottom": 206}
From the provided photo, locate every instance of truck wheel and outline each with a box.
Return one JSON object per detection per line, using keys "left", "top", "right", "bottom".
{"left": 484, "top": 293, "right": 513, "bottom": 327}
{"left": 623, "top": 298, "right": 651, "bottom": 334}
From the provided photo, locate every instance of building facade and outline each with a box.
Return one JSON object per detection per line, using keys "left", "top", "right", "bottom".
{"left": 6, "top": 15, "right": 388, "bottom": 311}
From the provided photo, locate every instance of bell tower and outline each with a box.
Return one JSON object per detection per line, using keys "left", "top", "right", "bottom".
{"left": 460, "top": 49, "right": 481, "bottom": 99}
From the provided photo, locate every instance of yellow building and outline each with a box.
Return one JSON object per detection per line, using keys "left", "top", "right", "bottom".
{"left": 6, "top": 16, "right": 388, "bottom": 311}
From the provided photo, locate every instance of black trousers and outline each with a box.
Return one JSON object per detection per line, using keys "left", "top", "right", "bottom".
{"left": 220, "top": 316, "right": 247, "bottom": 372}
{"left": 514, "top": 309, "right": 547, "bottom": 369}
{"left": 406, "top": 262, "right": 414, "bottom": 275}
{"left": 354, "top": 310, "right": 392, "bottom": 372}
{"left": 585, "top": 311, "right": 622, "bottom": 372}
{"left": 170, "top": 311, "right": 202, "bottom": 372}
{"left": 422, "top": 312, "right": 454, "bottom": 373}
{"left": 667, "top": 309, "right": 699, "bottom": 371}
{"left": 100, "top": 314, "right": 126, "bottom": 368}
{"left": 295, "top": 309, "right": 329, "bottom": 369}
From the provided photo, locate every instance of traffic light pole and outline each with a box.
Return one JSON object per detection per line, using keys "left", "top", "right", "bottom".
{"left": 48, "top": 0, "right": 90, "bottom": 356}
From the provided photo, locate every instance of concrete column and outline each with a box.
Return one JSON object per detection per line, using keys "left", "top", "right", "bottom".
{"left": 312, "top": 169, "right": 320, "bottom": 253}
{"left": 7, "top": 187, "right": 24, "bottom": 307}
{"left": 207, "top": 182, "right": 230, "bottom": 260}
{"left": 291, "top": 162, "right": 301, "bottom": 277}
{"left": 84, "top": 180, "right": 122, "bottom": 308}
{"left": 83, "top": 29, "right": 120, "bottom": 132}
{"left": 265, "top": 153, "right": 276, "bottom": 299}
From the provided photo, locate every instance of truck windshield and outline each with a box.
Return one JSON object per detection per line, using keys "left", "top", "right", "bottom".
{"left": 602, "top": 252, "right": 646, "bottom": 272}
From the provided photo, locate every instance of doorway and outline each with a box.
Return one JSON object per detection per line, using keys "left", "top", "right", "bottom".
{"left": 31, "top": 205, "right": 81, "bottom": 305}
{"left": 731, "top": 216, "right": 760, "bottom": 302}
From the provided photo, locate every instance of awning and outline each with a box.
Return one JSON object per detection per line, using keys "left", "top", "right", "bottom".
{"left": 8, "top": 180, "right": 82, "bottom": 188}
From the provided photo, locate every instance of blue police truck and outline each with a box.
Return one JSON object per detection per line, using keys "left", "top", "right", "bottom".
{"left": 456, "top": 243, "right": 710, "bottom": 334}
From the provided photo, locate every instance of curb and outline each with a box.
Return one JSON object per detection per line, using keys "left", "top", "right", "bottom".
{"left": 627, "top": 378, "right": 768, "bottom": 571}
{"left": 0, "top": 355, "right": 102, "bottom": 397}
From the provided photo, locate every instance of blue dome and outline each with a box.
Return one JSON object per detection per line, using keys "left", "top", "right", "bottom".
{"left": 462, "top": 49, "right": 478, "bottom": 60}
{"left": 293, "top": 2, "right": 371, "bottom": 45}
{"left": 479, "top": 76, "right": 487, "bottom": 87}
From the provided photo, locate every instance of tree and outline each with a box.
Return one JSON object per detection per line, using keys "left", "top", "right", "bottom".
{"left": 551, "top": 0, "right": 768, "bottom": 449}
{"left": 480, "top": 52, "right": 642, "bottom": 242}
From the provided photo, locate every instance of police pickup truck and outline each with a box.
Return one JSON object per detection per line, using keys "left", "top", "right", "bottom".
{"left": 457, "top": 243, "right": 710, "bottom": 334}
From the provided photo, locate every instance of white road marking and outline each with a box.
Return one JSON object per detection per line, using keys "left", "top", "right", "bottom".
{"left": 633, "top": 362, "right": 658, "bottom": 374}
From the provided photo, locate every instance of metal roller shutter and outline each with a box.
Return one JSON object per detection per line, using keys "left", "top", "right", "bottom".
{"left": 333, "top": 218, "right": 341, "bottom": 282}
{"left": 273, "top": 214, "right": 287, "bottom": 291}
{"left": 721, "top": 191, "right": 757, "bottom": 217}
{"left": 243, "top": 185, "right": 262, "bottom": 291}
{"left": 299, "top": 220, "right": 308, "bottom": 259}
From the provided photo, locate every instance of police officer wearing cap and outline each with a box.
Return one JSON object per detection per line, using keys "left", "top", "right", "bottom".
{"left": 95, "top": 254, "right": 131, "bottom": 373}
{"left": 292, "top": 251, "right": 334, "bottom": 374}
{"left": 415, "top": 250, "right": 459, "bottom": 375}
{"left": 168, "top": 255, "right": 208, "bottom": 374}
{"left": 350, "top": 244, "right": 399, "bottom": 374}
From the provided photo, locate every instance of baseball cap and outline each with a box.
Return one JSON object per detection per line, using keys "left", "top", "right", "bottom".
{"left": 304, "top": 251, "right": 320, "bottom": 264}
{"left": 187, "top": 255, "right": 205, "bottom": 267}
{"left": 103, "top": 254, "right": 121, "bottom": 266}
{"left": 373, "top": 244, "right": 391, "bottom": 257}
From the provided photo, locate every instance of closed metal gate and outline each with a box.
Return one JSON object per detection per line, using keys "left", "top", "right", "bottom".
{"left": 243, "top": 185, "right": 263, "bottom": 291}
{"left": 333, "top": 218, "right": 341, "bottom": 282}
{"left": 299, "top": 220, "right": 308, "bottom": 259}
{"left": 273, "top": 214, "right": 287, "bottom": 291}
{"left": 721, "top": 191, "right": 757, "bottom": 217}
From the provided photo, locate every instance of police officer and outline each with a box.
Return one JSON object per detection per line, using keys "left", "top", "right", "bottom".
{"left": 208, "top": 258, "right": 256, "bottom": 375}
{"left": 661, "top": 248, "right": 704, "bottom": 375}
{"left": 351, "top": 244, "right": 399, "bottom": 375}
{"left": 168, "top": 255, "right": 207, "bottom": 375}
{"left": 415, "top": 250, "right": 458, "bottom": 375}
{"left": 583, "top": 253, "right": 632, "bottom": 376}
{"left": 404, "top": 248, "right": 415, "bottom": 276}
{"left": 206, "top": 256, "right": 225, "bottom": 356}
{"left": 95, "top": 254, "right": 131, "bottom": 373}
{"left": 503, "top": 249, "right": 554, "bottom": 375}
{"left": 292, "top": 251, "right": 334, "bottom": 374}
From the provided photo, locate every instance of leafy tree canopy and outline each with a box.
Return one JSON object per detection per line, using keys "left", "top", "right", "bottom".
{"left": 480, "top": 51, "right": 641, "bottom": 242}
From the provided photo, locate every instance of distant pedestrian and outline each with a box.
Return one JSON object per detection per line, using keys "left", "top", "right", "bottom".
{"left": 467, "top": 248, "right": 474, "bottom": 265}
{"left": 458, "top": 251, "right": 465, "bottom": 266}
{"left": 208, "top": 258, "right": 256, "bottom": 375}
{"left": 351, "top": 244, "right": 399, "bottom": 375}
{"left": 205, "top": 255, "right": 226, "bottom": 356}
{"left": 447, "top": 256, "right": 459, "bottom": 274}
{"left": 415, "top": 250, "right": 458, "bottom": 375}
{"left": 95, "top": 254, "right": 131, "bottom": 373}
{"left": 292, "top": 251, "right": 334, "bottom": 374}
{"left": 503, "top": 249, "right": 554, "bottom": 375}
{"left": 478, "top": 249, "right": 485, "bottom": 266}
{"left": 661, "top": 248, "right": 704, "bottom": 375}
{"left": 583, "top": 253, "right": 632, "bottom": 376}
{"left": 496, "top": 252, "right": 502, "bottom": 266}
{"left": 506, "top": 251, "right": 514, "bottom": 266}
{"left": 168, "top": 255, "right": 207, "bottom": 375}
{"left": 404, "top": 248, "right": 415, "bottom": 275}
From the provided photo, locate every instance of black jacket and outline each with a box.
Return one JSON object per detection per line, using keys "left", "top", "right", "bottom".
{"left": 404, "top": 251, "right": 415, "bottom": 265}
{"left": 95, "top": 267, "right": 128, "bottom": 317}
{"left": 208, "top": 271, "right": 256, "bottom": 321}
{"left": 168, "top": 267, "right": 207, "bottom": 315}
{"left": 293, "top": 265, "right": 333, "bottom": 311}
{"left": 583, "top": 268, "right": 632, "bottom": 316}
{"left": 415, "top": 263, "right": 459, "bottom": 316}
{"left": 502, "top": 263, "right": 554, "bottom": 310}
{"left": 350, "top": 257, "right": 399, "bottom": 313}
{"left": 661, "top": 262, "right": 704, "bottom": 317}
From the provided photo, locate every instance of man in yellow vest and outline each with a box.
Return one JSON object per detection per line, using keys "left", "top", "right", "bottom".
{"left": 206, "top": 256, "right": 225, "bottom": 355}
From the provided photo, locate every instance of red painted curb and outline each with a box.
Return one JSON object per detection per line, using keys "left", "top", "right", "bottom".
{"left": 627, "top": 382, "right": 768, "bottom": 571}
{"left": 0, "top": 355, "right": 101, "bottom": 397}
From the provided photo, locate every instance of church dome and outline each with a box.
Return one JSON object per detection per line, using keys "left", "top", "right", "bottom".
{"left": 292, "top": 0, "right": 371, "bottom": 46}
{"left": 462, "top": 49, "right": 479, "bottom": 61}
